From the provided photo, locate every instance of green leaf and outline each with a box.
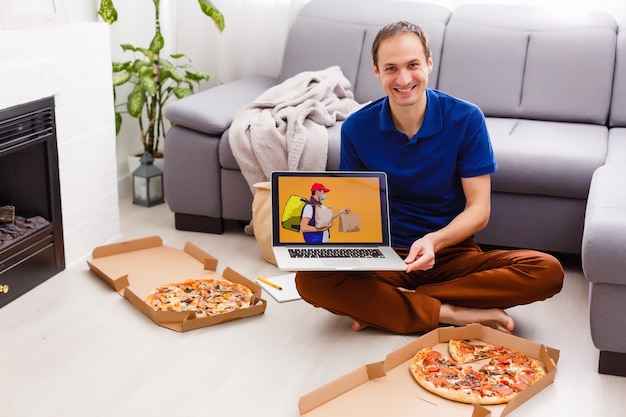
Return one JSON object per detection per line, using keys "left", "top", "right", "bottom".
{"left": 197, "top": 0, "right": 225, "bottom": 32}
{"left": 159, "top": 59, "right": 175, "bottom": 72}
{"left": 113, "top": 70, "right": 132, "bottom": 87}
{"left": 136, "top": 47, "right": 155, "bottom": 60}
{"left": 183, "top": 71, "right": 202, "bottom": 82}
{"left": 133, "top": 60, "right": 152, "bottom": 76}
{"left": 149, "top": 31, "right": 165, "bottom": 53}
{"left": 115, "top": 112, "right": 122, "bottom": 136}
{"left": 166, "top": 68, "right": 185, "bottom": 83}
{"left": 158, "top": 60, "right": 184, "bottom": 83}
{"left": 112, "top": 61, "right": 132, "bottom": 72}
{"left": 170, "top": 53, "right": 185, "bottom": 59}
{"left": 139, "top": 75, "right": 158, "bottom": 96}
{"left": 185, "top": 69, "right": 214, "bottom": 82}
{"left": 173, "top": 87, "right": 194, "bottom": 99}
{"left": 120, "top": 44, "right": 137, "bottom": 53}
{"left": 127, "top": 84, "right": 146, "bottom": 118}
{"left": 98, "top": 0, "right": 118, "bottom": 24}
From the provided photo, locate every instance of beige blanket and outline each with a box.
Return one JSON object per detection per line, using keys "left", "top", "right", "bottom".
{"left": 229, "top": 66, "right": 360, "bottom": 192}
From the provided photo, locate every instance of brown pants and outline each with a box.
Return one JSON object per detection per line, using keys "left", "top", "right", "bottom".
{"left": 295, "top": 239, "right": 564, "bottom": 334}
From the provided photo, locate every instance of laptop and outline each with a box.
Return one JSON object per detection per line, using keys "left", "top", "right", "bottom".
{"left": 270, "top": 171, "right": 408, "bottom": 271}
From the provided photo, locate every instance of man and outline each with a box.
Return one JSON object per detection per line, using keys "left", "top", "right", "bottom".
{"left": 300, "top": 182, "right": 349, "bottom": 243}
{"left": 295, "top": 21, "right": 564, "bottom": 334}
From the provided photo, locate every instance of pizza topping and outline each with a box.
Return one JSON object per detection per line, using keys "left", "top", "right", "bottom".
{"left": 145, "top": 278, "right": 254, "bottom": 318}
{"left": 410, "top": 339, "right": 546, "bottom": 405}
{"left": 448, "top": 339, "right": 509, "bottom": 364}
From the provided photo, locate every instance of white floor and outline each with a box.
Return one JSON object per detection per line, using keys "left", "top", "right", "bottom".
{"left": 1, "top": 196, "right": 625, "bottom": 417}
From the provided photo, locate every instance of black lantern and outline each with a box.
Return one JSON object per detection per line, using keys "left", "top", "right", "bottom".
{"left": 132, "top": 152, "right": 164, "bottom": 207}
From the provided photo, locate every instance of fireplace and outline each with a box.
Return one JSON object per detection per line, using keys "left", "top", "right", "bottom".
{"left": 0, "top": 97, "right": 65, "bottom": 308}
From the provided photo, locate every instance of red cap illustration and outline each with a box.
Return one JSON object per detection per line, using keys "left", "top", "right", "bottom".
{"left": 311, "top": 182, "right": 330, "bottom": 192}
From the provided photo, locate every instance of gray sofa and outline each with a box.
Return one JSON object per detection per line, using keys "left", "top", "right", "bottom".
{"left": 582, "top": 27, "right": 626, "bottom": 377}
{"left": 163, "top": 0, "right": 626, "bottom": 375}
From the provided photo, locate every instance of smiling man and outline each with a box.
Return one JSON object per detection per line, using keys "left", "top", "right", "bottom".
{"left": 295, "top": 21, "right": 565, "bottom": 335}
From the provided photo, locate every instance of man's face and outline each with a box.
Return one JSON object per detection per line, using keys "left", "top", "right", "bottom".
{"left": 373, "top": 32, "right": 433, "bottom": 108}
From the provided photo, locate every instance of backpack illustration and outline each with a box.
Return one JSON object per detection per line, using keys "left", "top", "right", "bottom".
{"left": 281, "top": 195, "right": 309, "bottom": 232}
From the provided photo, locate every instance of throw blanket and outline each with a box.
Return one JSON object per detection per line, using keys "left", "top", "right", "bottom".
{"left": 230, "top": 66, "right": 361, "bottom": 192}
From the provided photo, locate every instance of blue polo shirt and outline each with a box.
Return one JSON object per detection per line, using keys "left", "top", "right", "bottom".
{"left": 340, "top": 89, "right": 497, "bottom": 248}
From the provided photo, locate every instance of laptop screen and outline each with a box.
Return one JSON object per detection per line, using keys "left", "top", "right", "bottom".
{"left": 271, "top": 171, "right": 391, "bottom": 246}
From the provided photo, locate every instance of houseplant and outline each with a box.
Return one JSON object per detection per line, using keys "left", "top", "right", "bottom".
{"left": 98, "top": 0, "right": 225, "bottom": 158}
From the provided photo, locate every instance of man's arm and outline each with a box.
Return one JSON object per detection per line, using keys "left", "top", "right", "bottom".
{"left": 404, "top": 174, "right": 491, "bottom": 272}
{"left": 300, "top": 205, "right": 318, "bottom": 232}
{"left": 300, "top": 216, "right": 325, "bottom": 232}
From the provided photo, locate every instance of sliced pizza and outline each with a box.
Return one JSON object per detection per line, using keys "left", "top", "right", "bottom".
{"left": 448, "top": 339, "right": 507, "bottom": 364}
{"left": 409, "top": 341, "right": 546, "bottom": 405}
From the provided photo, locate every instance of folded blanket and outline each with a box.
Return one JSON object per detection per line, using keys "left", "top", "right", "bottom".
{"left": 229, "top": 66, "right": 361, "bottom": 192}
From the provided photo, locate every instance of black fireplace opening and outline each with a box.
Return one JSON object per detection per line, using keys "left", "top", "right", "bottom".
{"left": 0, "top": 97, "right": 65, "bottom": 308}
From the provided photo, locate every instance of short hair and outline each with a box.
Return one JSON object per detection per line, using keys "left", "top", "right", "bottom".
{"left": 371, "top": 21, "right": 431, "bottom": 67}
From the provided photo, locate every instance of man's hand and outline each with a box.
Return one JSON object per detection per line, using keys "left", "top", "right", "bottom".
{"left": 402, "top": 174, "right": 492, "bottom": 272}
{"left": 404, "top": 235, "right": 436, "bottom": 272}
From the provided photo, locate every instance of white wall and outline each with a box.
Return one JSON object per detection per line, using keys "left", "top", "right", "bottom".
{"left": 0, "top": 21, "right": 121, "bottom": 265}
{"left": 62, "top": 0, "right": 99, "bottom": 22}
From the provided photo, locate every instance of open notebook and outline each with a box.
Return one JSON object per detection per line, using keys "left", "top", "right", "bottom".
{"left": 270, "top": 171, "right": 407, "bottom": 271}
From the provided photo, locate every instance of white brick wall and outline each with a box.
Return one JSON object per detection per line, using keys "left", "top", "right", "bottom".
{"left": 0, "top": 22, "right": 121, "bottom": 266}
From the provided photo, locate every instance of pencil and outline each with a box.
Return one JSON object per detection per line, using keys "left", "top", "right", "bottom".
{"left": 258, "top": 276, "right": 283, "bottom": 290}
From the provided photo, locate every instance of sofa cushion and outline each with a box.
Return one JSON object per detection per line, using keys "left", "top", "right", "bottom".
{"left": 607, "top": 129, "right": 626, "bottom": 163}
{"left": 438, "top": 5, "right": 617, "bottom": 125}
{"left": 163, "top": 75, "right": 278, "bottom": 136}
{"left": 610, "top": 30, "right": 626, "bottom": 127}
{"left": 521, "top": 29, "right": 615, "bottom": 124}
{"left": 487, "top": 118, "right": 607, "bottom": 199}
{"left": 279, "top": 18, "right": 363, "bottom": 86}
{"left": 438, "top": 22, "right": 528, "bottom": 118}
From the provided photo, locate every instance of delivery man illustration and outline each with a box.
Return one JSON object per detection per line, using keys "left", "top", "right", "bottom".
{"left": 300, "top": 182, "right": 349, "bottom": 243}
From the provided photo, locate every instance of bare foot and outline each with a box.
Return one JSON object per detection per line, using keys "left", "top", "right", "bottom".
{"left": 352, "top": 319, "right": 369, "bottom": 331}
{"left": 439, "top": 304, "right": 515, "bottom": 334}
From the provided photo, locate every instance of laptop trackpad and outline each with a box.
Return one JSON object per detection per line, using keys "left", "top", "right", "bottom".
{"left": 322, "top": 259, "right": 362, "bottom": 268}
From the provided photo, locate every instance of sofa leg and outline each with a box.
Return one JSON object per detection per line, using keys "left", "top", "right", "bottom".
{"left": 174, "top": 213, "right": 224, "bottom": 234}
{"left": 598, "top": 351, "right": 626, "bottom": 377}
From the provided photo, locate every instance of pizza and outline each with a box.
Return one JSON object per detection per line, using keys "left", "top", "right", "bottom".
{"left": 448, "top": 339, "right": 508, "bottom": 364}
{"left": 144, "top": 278, "right": 254, "bottom": 318}
{"left": 410, "top": 339, "right": 545, "bottom": 405}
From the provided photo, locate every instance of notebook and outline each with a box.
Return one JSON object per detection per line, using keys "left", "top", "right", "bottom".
{"left": 256, "top": 273, "right": 301, "bottom": 302}
{"left": 270, "top": 171, "right": 408, "bottom": 271}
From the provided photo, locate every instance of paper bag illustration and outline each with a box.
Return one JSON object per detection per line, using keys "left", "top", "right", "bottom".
{"left": 339, "top": 213, "right": 360, "bottom": 232}
{"left": 315, "top": 205, "right": 333, "bottom": 229}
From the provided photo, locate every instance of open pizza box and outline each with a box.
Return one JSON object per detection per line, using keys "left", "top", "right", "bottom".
{"left": 299, "top": 324, "right": 559, "bottom": 417}
{"left": 87, "top": 235, "right": 266, "bottom": 332}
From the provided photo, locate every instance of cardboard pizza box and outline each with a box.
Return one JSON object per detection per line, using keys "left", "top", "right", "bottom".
{"left": 298, "top": 324, "right": 559, "bottom": 417}
{"left": 87, "top": 235, "right": 267, "bottom": 332}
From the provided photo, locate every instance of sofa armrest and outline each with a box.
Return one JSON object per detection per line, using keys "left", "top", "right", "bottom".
{"left": 582, "top": 162, "right": 626, "bottom": 286}
{"left": 163, "top": 74, "right": 278, "bottom": 136}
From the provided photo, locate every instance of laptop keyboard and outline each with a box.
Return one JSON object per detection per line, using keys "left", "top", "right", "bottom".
{"left": 288, "top": 248, "right": 385, "bottom": 258}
